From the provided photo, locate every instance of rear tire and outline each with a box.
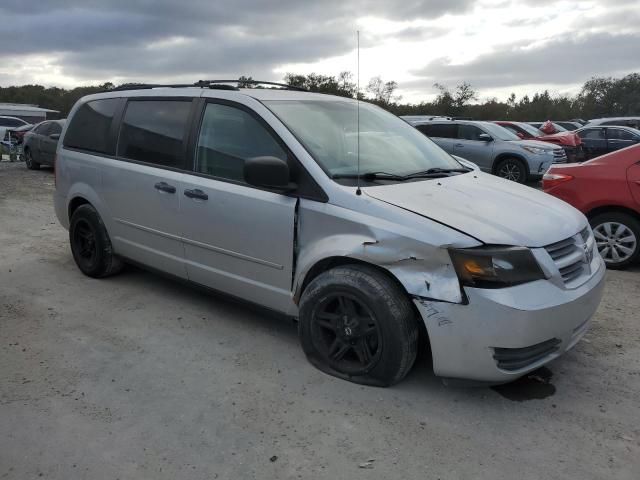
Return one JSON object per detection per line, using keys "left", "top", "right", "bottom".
{"left": 25, "top": 149, "right": 40, "bottom": 170}
{"left": 590, "top": 212, "right": 640, "bottom": 269}
{"left": 69, "top": 204, "right": 123, "bottom": 278}
{"left": 299, "top": 264, "right": 419, "bottom": 387}
{"left": 495, "top": 157, "right": 527, "bottom": 183}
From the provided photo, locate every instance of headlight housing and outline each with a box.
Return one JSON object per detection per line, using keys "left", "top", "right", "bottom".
{"left": 449, "top": 247, "right": 545, "bottom": 288}
{"left": 521, "top": 145, "right": 548, "bottom": 155}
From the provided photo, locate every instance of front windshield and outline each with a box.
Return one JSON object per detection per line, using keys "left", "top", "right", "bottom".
{"left": 516, "top": 122, "right": 544, "bottom": 137}
{"left": 264, "top": 100, "right": 462, "bottom": 178}
{"left": 477, "top": 122, "right": 521, "bottom": 141}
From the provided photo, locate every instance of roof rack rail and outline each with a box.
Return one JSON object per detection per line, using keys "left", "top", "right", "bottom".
{"left": 195, "top": 80, "right": 306, "bottom": 91}
{"left": 107, "top": 79, "right": 306, "bottom": 93}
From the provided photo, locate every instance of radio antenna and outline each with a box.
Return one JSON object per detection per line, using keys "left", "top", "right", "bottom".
{"left": 356, "top": 30, "right": 362, "bottom": 196}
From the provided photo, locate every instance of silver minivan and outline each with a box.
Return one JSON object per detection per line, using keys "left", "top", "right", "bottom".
{"left": 54, "top": 83, "right": 605, "bottom": 387}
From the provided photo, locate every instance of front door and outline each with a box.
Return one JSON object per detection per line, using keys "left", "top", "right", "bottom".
{"left": 181, "top": 101, "right": 297, "bottom": 312}
{"left": 453, "top": 124, "right": 495, "bottom": 171}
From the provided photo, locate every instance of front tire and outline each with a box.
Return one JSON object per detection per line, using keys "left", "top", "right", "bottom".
{"left": 69, "top": 204, "right": 123, "bottom": 278}
{"left": 495, "top": 157, "right": 527, "bottom": 183}
{"left": 299, "top": 265, "right": 419, "bottom": 387}
{"left": 590, "top": 212, "right": 640, "bottom": 269}
{"left": 24, "top": 149, "right": 40, "bottom": 170}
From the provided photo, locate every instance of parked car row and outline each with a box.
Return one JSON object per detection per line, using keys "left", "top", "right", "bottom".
{"left": 410, "top": 119, "right": 567, "bottom": 183}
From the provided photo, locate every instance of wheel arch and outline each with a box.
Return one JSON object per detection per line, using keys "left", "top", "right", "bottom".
{"left": 586, "top": 205, "right": 640, "bottom": 223}
{"left": 492, "top": 153, "right": 530, "bottom": 176}
{"left": 296, "top": 255, "right": 430, "bottom": 350}
{"left": 68, "top": 196, "right": 92, "bottom": 222}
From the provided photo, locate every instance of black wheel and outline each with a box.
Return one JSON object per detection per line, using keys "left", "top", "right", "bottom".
{"left": 299, "top": 264, "right": 419, "bottom": 387}
{"left": 590, "top": 212, "right": 640, "bottom": 269}
{"left": 495, "top": 157, "right": 527, "bottom": 183}
{"left": 69, "top": 204, "right": 123, "bottom": 278}
{"left": 24, "top": 148, "right": 40, "bottom": 170}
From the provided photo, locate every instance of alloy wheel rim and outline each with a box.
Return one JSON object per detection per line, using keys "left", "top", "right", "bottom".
{"left": 73, "top": 220, "right": 98, "bottom": 264}
{"left": 593, "top": 222, "right": 637, "bottom": 264}
{"left": 499, "top": 162, "right": 520, "bottom": 181}
{"left": 311, "top": 293, "right": 382, "bottom": 375}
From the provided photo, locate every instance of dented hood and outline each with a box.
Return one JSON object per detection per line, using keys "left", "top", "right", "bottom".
{"left": 364, "top": 172, "right": 586, "bottom": 248}
{"left": 537, "top": 131, "right": 581, "bottom": 147}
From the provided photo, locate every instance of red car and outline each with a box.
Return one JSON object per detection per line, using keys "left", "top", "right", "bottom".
{"left": 495, "top": 120, "right": 584, "bottom": 162}
{"left": 543, "top": 144, "right": 640, "bottom": 269}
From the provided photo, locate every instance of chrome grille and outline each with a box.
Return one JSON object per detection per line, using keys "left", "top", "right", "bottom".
{"left": 552, "top": 148, "right": 568, "bottom": 163}
{"left": 544, "top": 227, "right": 595, "bottom": 286}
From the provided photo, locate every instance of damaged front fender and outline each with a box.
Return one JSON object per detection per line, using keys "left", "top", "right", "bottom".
{"left": 292, "top": 198, "right": 480, "bottom": 310}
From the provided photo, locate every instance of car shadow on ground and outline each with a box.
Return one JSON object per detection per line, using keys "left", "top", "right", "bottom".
{"left": 119, "top": 263, "right": 564, "bottom": 404}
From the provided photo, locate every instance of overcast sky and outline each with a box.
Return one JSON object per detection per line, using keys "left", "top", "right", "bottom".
{"left": 0, "top": 0, "right": 638, "bottom": 103}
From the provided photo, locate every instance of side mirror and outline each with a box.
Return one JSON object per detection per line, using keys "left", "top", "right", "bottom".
{"left": 478, "top": 133, "right": 492, "bottom": 142}
{"left": 49, "top": 133, "right": 60, "bottom": 140}
{"left": 244, "top": 156, "right": 295, "bottom": 190}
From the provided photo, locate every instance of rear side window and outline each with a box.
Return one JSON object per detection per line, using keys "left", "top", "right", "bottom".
{"left": 117, "top": 100, "right": 191, "bottom": 168}
{"left": 416, "top": 123, "right": 457, "bottom": 138}
{"left": 579, "top": 128, "right": 605, "bottom": 140}
{"left": 49, "top": 123, "right": 62, "bottom": 135}
{"left": 607, "top": 129, "right": 636, "bottom": 140}
{"left": 64, "top": 99, "right": 119, "bottom": 154}
{"left": 34, "top": 122, "right": 51, "bottom": 135}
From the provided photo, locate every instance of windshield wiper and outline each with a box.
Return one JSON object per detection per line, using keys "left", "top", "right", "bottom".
{"left": 332, "top": 171, "right": 406, "bottom": 181}
{"left": 332, "top": 167, "right": 471, "bottom": 182}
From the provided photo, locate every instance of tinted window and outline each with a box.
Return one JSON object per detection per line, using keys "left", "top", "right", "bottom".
{"left": 195, "top": 103, "right": 287, "bottom": 182}
{"left": 500, "top": 124, "right": 519, "bottom": 135}
{"left": 579, "top": 128, "right": 605, "bottom": 140}
{"left": 34, "top": 122, "right": 51, "bottom": 135}
{"left": 0, "top": 118, "right": 24, "bottom": 127}
{"left": 416, "top": 123, "right": 457, "bottom": 138}
{"left": 458, "top": 124, "right": 485, "bottom": 140}
{"left": 64, "top": 98, "right": 119, "bottom": 154}
{"left": 607, "top": 128, "right": 636, "bottom": 140}
{"left": 49, "top": 123, "right": 62, "bottom": 135}
{"left": 117, "top": 100, "right": 191, "bottom": 168}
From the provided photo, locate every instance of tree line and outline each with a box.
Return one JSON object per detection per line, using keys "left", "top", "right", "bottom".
{"left": 1, "top": 73, "right": 638, "bottom": 121}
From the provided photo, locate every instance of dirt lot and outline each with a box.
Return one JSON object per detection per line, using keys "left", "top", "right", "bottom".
{"left": 1, "top": 160, "right": 639, "bottom": 480}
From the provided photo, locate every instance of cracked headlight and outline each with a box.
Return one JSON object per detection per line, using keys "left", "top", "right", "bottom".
{"left": 449, "top": 247, "right": 545, "bottom": 288}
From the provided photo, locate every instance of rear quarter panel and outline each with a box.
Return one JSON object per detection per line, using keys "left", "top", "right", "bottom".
{"left": 547, "top": 161, "right": 636, "bottom": 214}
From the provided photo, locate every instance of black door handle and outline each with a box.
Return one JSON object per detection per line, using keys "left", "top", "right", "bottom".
{"left": 154, "top": 181, "right": 176, "bottom": 194}
{"left": 184, "top": 188, "right": 208, "bottom": 200}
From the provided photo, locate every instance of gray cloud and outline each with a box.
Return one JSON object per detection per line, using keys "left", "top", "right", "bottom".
{"left": 0, "top": 0, "right": 638, "bottom": 95}
{"left": 411, "top": 32, "right": 640, "bottom": 90}
{"left": 0, "top": 0, "right": 473, "bottom": 84}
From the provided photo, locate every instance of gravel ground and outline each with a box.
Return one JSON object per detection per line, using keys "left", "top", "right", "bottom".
{"left": 1, "top": 160, "right": 639, "bottom": 480}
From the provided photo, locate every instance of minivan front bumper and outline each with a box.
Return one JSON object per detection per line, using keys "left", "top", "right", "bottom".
{"left": 414, "top": 256, "right": 605, "bottom": 384}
